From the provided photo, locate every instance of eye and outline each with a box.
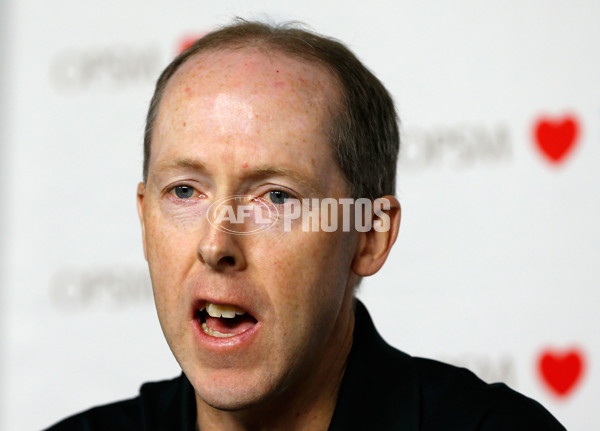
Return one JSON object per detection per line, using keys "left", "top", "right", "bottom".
{"left": 172, "top": 185, "right": 197, "bottom": 199}
{"left": 267, "top": 190, "right": 290, "bottom": 205}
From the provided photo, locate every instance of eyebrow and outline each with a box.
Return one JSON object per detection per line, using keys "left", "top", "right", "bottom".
{"left": 153, "top": 158, "right": 207, "bottom": 176}
{"left": 152, "top": 158, "right": 322, "bottom": 196}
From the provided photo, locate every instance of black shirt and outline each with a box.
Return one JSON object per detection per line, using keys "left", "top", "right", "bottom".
{"left": 45, "top": 301, "right": 565, "bottom": 430}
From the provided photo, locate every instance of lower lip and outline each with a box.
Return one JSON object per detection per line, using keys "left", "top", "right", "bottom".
{"left": 191, "top": 316, "right": 261, "bottom": 351}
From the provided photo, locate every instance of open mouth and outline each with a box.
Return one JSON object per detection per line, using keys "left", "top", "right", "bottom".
{"left": 194, "top": 302, "right": 258, "bottom": 338}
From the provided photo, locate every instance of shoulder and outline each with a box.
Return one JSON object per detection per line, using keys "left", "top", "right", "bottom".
{"left": 43, "top": 397, "right": 140, "bottom": 431}
{"left": 43, "top": 375, "right": 186, "bottom": 431}
{"left": 413, "top": 357, "right": 566, "bottom": 430}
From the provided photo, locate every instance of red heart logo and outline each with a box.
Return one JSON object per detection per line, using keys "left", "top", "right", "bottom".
{"left": 538, "top": 348, "right": 584, "bottom": 397}
{"left": 533, "top": 115, "right": 579, "bottom": 163}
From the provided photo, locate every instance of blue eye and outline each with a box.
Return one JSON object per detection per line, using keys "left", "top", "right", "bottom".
{"left": 174, "top": 185, "right": 195, "bottom": 199}
{"left": 269, "top": 190, "right": 290, "bottom": 204}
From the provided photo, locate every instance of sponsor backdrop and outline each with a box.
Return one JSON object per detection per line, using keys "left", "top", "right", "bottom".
{"left": 1, "top": 1, "right": 598, "bottom": 429}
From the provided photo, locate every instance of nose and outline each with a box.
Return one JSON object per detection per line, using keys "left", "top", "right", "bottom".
{"left": 197, "top": 223, "right": 247, "bottom": 272}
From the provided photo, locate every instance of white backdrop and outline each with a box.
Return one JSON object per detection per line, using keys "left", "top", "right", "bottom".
{"left": 2, "top": 1, "right": 598, "bottom": 430}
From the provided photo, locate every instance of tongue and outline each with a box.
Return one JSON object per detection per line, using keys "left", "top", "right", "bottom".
{"left": 205, "top": 314, "right": 256, "bottom": 336}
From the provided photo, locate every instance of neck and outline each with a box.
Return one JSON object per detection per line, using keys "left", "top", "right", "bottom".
{"left": 195, "top": 300, "right": 356, "bottom": 431}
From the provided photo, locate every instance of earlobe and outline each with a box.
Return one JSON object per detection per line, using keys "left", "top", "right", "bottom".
{"left": 137, "top": 182, "right": 148, "bottom": 261}
{"left": 351, "top": 196, "right": 401, "bottom": 277}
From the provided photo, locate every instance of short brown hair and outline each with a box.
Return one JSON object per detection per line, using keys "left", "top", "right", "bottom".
{"left": 143, "top": 20, "right": 399, "bottom": 199}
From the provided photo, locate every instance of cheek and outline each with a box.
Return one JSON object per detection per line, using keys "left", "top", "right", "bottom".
{"left": 145, "top": 202, "right": 199, "bottom": 251}
{"left": 253, "top": 230, "right": 352, "bottom": 301}
{"left": 144, "top": 211, "right": 199, "bottom": 292}
{"left": 145, "top": 219, "right": 176, "bottom": 265}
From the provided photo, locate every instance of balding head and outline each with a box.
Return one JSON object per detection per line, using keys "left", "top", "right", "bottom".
{"left": 143, "top": 20, "right": 399, "bottom": 200}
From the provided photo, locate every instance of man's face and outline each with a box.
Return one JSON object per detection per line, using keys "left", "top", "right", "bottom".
{"left": 138, "top": 49, "right": 359, "bottom": 410}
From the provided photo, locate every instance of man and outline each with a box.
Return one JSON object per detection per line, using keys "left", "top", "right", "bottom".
{"left": 46, "top": 20, "right": 565, "bottom": 430}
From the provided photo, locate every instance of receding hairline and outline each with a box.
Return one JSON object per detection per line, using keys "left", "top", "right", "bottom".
{"left": 144, "top": 20, "right": 399, "bottom": 202}
{"left": 164, "top": 44, "right": 343, "bottom": 101}
{"left": 147, "top": 43, "right": 348, "bottom": 184}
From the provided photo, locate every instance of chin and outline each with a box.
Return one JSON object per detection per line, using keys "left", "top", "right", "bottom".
{"left": 195, "top": 384, "right": 272, "bottom": 412}
{"left": 191, "top": 370, "right": 278, "bottom": 412}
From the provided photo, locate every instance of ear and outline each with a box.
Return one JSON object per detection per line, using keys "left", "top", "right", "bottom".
{"left": 351, "top": 196, "right": 401, "bottom": 277}
{"left": 137, "top": 182, "right": 148, "bottom": 261}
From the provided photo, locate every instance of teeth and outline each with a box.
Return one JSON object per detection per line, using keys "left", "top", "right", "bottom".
{"left": 205, "top": 302, "right": 246, "bottom": 318}
{"left": 201, "top": 322, "right": 235, "bottom": 338}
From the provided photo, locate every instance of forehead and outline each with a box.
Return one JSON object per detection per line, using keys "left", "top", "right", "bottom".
{"left": 149, "top": 48, "right": 344, "bottom": 184}
{"left": 156, "top": 47, "right": 340, "bottom": 139}
{"left": 166, "top": 46, "right": 338, "bottom": 104}
{"left": 148, "top": 48, "right": 346, "bottom": 195}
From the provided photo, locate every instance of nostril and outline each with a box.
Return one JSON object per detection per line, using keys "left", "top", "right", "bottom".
{"left": 219, "top": 256, "right": 235, "bottom": 266}
{"left": 197, "top": 234, "right": 245, "bottom": 270}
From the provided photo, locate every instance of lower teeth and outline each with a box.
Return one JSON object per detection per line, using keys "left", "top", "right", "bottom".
{"left": 201, "top": 322, "right": 235, "bottom": 338}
